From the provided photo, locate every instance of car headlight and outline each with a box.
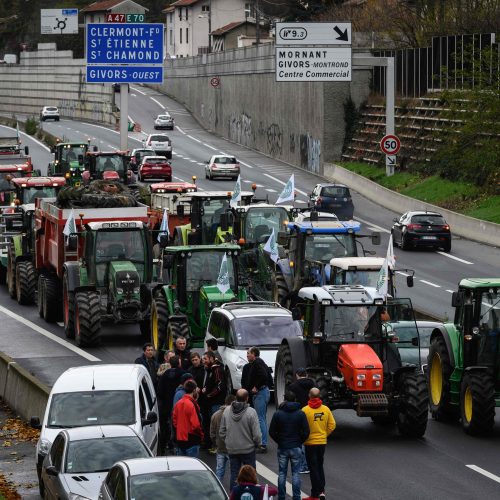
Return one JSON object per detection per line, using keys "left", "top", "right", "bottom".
{"left": 37, "top": 438, "right": 51, "bottom": 456}
{"left": 69, "top": 494, "right": 93, "bottom": 500}
{"left": 236, "top": 357, "right": 247, "bottom": 372}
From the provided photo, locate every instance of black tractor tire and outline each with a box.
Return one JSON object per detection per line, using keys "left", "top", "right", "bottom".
{"left": 315, "top": 374, "right": 333, "bottom": 404}
{"left": 273, "top": 271, "right": 289, "bottom": 306}
{"left": 63, "top": 274, "right": 75, "bottom": 339}
{"left": 460, "top": 371, "right": 496, "bottom": 436}
{"left": 37, "top": 275, "right": 45, "bottom": 318}
{"left": 428, "top": 335, "right": 458, "bottom": 422}
{"left": 139, "top": 318, "right": 150, "bottom": 342}
{"left": 6, "top": 249, "right": 16, "bottom": 299}
{"left": 15, "top": 261, "right": 36, "bottom": 305}
{"left": 396, "top": 372, "right": 429, "bottom": 438}
{"left": 0, "top": 262, "right": 6, "bottom": 286}
{"left": 165, "top": 321, "right": 190, "bottom": 351}
{"left": 151, "top": 293, "right": 169, "bottom": 360}
{"left": 74, "top": 291, "right": 102, "bottom": 347}
{"left": 43, "top": 275, "right": 61, "bottom": 323}
{"left": 274, "top": 343, "right": 295, "bottom": 406}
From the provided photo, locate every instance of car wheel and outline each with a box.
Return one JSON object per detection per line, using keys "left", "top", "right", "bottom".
{"left": 56, "top": 117, "right": 60, "bottom": 121}
{"left": 40, "top": 117, "right": 45, "bottom": 121}
{"left": 391, "top": 229, "right": 398, "bottom": 248}
{"left": 442, "top": 240, "right": 451, "bottom": 253}
{"left": 401, "top": 233, "right": 411, "bottom": 251}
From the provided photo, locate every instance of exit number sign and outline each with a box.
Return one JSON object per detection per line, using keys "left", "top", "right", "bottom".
{"left": 105, "top": 13, "right": 145, "bottom": 23}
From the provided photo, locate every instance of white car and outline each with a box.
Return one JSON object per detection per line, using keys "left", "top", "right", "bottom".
{"left": 294, "top": 211, "right": 339, "bottom": 223}
{"left": 146, "top": 133, "right": 172, "bottom": 159}
{"left": 154, "top": 113, "right": 175, "bottom": 130}
{"left": 205, "top": 155, "right": 240, "bottom": 180}
{"left": 40, "top": 106, "right": 60, "bottom": 121}
{"left": 205, "top": 302, "right": 303, "bottom": 392}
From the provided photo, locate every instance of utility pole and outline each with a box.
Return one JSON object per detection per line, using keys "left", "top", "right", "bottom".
{"left": 208, "top": 0, "right": 212, "bottom": 52}
{"left": 255, "top": 0, "right": 260, "bottom": 46}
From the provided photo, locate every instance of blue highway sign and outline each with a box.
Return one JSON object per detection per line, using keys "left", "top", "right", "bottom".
{"left": 86, "top": 66, "right": 164, "bottom": 84}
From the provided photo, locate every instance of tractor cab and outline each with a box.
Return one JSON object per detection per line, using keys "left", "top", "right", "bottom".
{"left": 83, "top": 151, "right": 132, "bottom": 185}
{"left": 9, "top": 177, "right": 66, "bottom": 205}
{"left": 48, "top": 142, "right": 93, "bottom": 185}
{"left": 0, "top": 161, "right": 35, "bottom": 204}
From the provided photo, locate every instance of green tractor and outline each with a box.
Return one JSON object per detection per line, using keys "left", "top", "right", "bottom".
{"left": 428, "top": 278, "right": 500, "bottom": 435}
{"left": 151, "top": 244, "right": 247, "bottom": 353}
{"left": 48, "top": 141, "right": 94, "bottom": 185}
{"left": 62, "top": 220, "right": 154, "bottom": 347}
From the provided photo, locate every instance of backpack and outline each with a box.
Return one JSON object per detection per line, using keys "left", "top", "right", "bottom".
{"left": 231, "top": 484, "right": 262, "bottom": 499}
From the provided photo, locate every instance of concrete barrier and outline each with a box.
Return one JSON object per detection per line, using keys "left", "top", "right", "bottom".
{"left": 325, "top": 163, "right": 500, "bottom": 247}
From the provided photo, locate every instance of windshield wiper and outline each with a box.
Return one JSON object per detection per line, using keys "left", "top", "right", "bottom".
{"left": 47, "top": 424, "right": 76, "bottom": 429}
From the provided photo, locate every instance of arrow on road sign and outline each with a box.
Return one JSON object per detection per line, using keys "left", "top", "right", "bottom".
{"left": 386, "top": 155, "right": 396, "bottom": 166}
{"left": 334, "top": 25, "right": 349, "bottom": 42}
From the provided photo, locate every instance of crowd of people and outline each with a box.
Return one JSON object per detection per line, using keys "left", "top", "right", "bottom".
{"left": 135, "top": 340, "right": 336, "bottom": 500}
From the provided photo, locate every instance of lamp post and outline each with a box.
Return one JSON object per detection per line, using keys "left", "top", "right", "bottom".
{"left": 208, "top": 0, "right": 212, "bottom": 52}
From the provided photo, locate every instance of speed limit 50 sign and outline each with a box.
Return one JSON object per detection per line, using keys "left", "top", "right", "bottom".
{"left": 380, "top": 134, "right": 401, "bottom": 155}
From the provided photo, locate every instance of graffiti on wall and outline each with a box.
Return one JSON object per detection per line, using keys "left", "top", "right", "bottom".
{"left": 289, "top": 133, "right": 296, "bottom": 154}
{"left": 266, "top": 123, "right": 282, "bottom": 157}
{"left": 300, "top": 134, "right": 321, "bottom": 173}
{"left": 228, "top": 112, "right": 255, "bottom": 147}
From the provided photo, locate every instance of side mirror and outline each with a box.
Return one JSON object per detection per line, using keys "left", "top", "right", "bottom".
{"left": 371, "top": 231, "right": 381, "bottom": 245}
{"left": 291, "top": 307, "right": 301, "bottom": 321}
{"left": 159, "top": 234, "right": 169, "bottom": 248}
{"left": 220, "top": 212, "right": 229, "bottom": 232}
{"left": 50, "top": 145, "right": 56, "bottom": 154}
{"left": 46, "top": 466, "right": 59, "bottom": 477}
{"left": 162, "top": 254, "right": 174, "bottom": 268}
{"left": 66, "top": 234, "right": 78, "bottom": 251}
{"left": 30, "top": 416, "right": 41, "bottom": 429}
{"left": 78, "top": 154, "right": 84, "bottom": 165}
{"left": 451, "top": 291, "right": 463, "bottom": 308}
{"left": 142, "top": 411, "right": 158, "bottom": 426}
{"left": 216, "top": 337, "right": 226, "bottom": 346}
{"left": 411, "top": 337, "right": 419, "bottom": 347}
{"left": 406, "top": 275, "right": 414, "bottom": 287}
{"left": 393, "top": 218, "right": 399, "bottom": 223}
{"left": 176, "top": 204, "right": 185, "bottom": 217}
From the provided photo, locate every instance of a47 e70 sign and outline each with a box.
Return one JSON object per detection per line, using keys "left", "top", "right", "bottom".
{"left": 380, "top": 134, "right": 401, "bottom": 155}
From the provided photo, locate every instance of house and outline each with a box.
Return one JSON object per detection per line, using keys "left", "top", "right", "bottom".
{"left": 211, "top": 21, "right": 273, "bottom": 51}
{"left": 81, "top": 0, "right": 148, "bottom": 25}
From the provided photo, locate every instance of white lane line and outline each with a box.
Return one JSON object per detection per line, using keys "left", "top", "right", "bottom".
{"left": 0, "top": 305, "right": 100, "bottom": 362}
{"left": 176, "top": 126, "right": 186, "bottom": 134}
{"left": 354, "top": 216, "right": 390, "bottom": 234}
{"left": 107, "top": 144, "right": 115, "bottom": 149}
{"left": 436, "top": 251, "right": 474, "bottom": 265}
{"left": 266, "top": 188, "right": 277, "bottom": 193}
{"left": 446, "top": 289, "right": 454, "bottom": 293}
{"left": 197, "top": 162, "right": 204, "bottom": 166}
{"left": 187, "top": 135, "right": 202, "bottom": 143}
{"left": 203, "top": 143, "right": 217, "bottom": 151}
{"left": 150, "top": 97, "right": 165, "bottom": 109}
{"left": 130, "top": 86, "right": 146, "bottom": 95}
{"left": 256, "top": 461, "right": 307, "bottom": 498}
{"left": 263, "top": 173, "right": 308, "bottom": 197}
{"left": 239, "top": 161, "right": 253, "bottom": 169}
{"left": 0, "top": 124, "right": 51, "bottom": 152}
{"left": 396, "top": 271, "right": 410, "bottom": 277}
{"left": 190, "top": 160, "right": 197, "bottom": 163}
{"left": 466, "top": 465, "right": 500, "bottom": 484}
{"left": 66, "top": 127, "right": 72, "bottom": 131}
{"left": 420, "top": 280, "right": 441, "bottom": 288}
{"left": 367, "top": 227, "right": 380, "bottom": 232}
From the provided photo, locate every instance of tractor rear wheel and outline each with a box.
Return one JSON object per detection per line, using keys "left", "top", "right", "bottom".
{"left": 151, "top": 293, "right": 168, "bottom": 360}
{"left": 371, "top": 414, "right": 397, "bottom": 425}
{"left": 274, "top": 343, "right": 295, "bottom": 406}
{"left": 43, "top": 275, "right": 61, "bottom": 323}
{"left": 15, "top": 261, "right": 36, "bottom": 305}
{"left": 63, "top": 274, "right": 75, "bottom": 339}
{"left": 396, "top": 372, "right": 428, "bottom": 438}
{"left": 74, "top": 291, "right": 102, "bottom": 347}
{"left": 6, "top": 249, "right": 16, "bottom": 299}
{"left": 273, "top": 271, "right": 289, "bottom": 306}
{"left": 460, "top": 371, "right": 495, "bottom": 436}
{"left": 165, "top": 321, "right": 190, "bottom": 351}
{"left": 37, "top": 275, "right": 45, "bottom": 318}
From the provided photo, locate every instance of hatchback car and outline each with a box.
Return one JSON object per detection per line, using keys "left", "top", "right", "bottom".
{"left": 100, "top": 456, "right": 228, "bottom": 499}
{"left": 138, "top": 156, "right": 172, "bottom": 182}
{"left": 40, "top": 106, "right": 60, "bottom": 121}
{"left": 130, "top": 148, "right": 155, "bottom": 173}
{"left": 40, "top": 426, "right": 153, "bottom": 499}
{"left": 391, "top": 211, "right": 451, "bottom": 252}
{"left": 309, "top": 183, "right": 354, "bottom": 219}
{"left": 146, "top": 134, "right": 172, "bottom": 159}
{"left": 205, "top": 155, "right": 240, "bottom": 180}
{"left": 154, "top": 113, "right": 175, "bottom": 130}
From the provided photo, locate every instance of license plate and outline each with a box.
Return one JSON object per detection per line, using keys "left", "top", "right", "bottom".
{"left": 153, "top": 166, "right": 163, "bottom": 169}
{"left": 330, "top": 204, "right": 341, "bottom": 208}
{"left": 422, "top": 236, "right": 437, "bottom": 240}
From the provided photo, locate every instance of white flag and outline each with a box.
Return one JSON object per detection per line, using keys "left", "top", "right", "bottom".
{"left": 230, "top": 175, "right": 241, "bottom": 208}
{"left": 387, "top": 233, "right": 395, "bottom": 269}
{"left": 63, "top": 209, "right": 76, "bottom": 237}
{"left": 157, "top": 208, "right": 170, "bottom": 242}
{"left": 276, "top": 174, "right": 295, "bottom": 204}
{"left": 376, "top": 235, "right": 394, "bottom": 297}
{"left": 263, "top": 228, "right": 279, "bottom": 263}
{"left": 262, "top": 484, "right": 269, "bottom": 500}
{"left": 216, "top": 253, "right": 231, "bottom": 294}
{"left": 16, "top": 121, "right": 20, "bottom": 139}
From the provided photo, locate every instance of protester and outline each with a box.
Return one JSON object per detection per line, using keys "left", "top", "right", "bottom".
{"left": 206, "top": 337, "right": 224, "bottom": 364}
{"left": 219, "top": 389, "right": 262, "bottom": 488}
{"left": 173, "top": 373, "right": 195, "bottom": 408}
{"left": 174, "top": 336, "right": 192, "bottom": 370}
{"left": 172, "top": 380, "right": 204, "bottom": 458}
{"left": 229, "top": 465, "right": 278, "bottom": 500}
{"left": 188, "top": 351, "right": 205, "bottom": 388}
{"left": 302, "top": 388, "right": 336, "bottom": 500}
{"left": 269, "top": 391, "right": 310, "bottom": 500}
{"left": 134, "top": 343, "right": 159, "bottom": 390}
{"left": 157, "top": 349, "right": 176, "bottom": 377}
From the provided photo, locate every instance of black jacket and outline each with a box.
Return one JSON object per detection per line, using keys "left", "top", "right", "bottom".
{"left": 175, "top": 348, "right": 192, "bottom": 370}
{"left": 202, "top": 361, "right": 226, "bottom": 406}
{"left": 134, "top": 354, "right": 159, "bottom": 389}
{"left": 242, "top": 357, "right": 269, "bottom": 392}
{"left": 269, "top": 401, "right": 310, "bottom": 449}
{"left": 188, "top": 364, "right": 205, "bottom": 389}
{"left": 157, "top": 367, "right": 185, "bottom": 414}
{"left": 289, "top": 377, "right": 315, "bottom": 408}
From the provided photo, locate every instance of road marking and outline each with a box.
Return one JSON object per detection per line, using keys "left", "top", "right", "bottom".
{"left": 107, "top": 144, "right": 115, "bottom": 149}
{"left": 446, "top": 289, "right": 454, "bottom": 293}
{"left": 187, "top": 135, "right": 201, "bottom": 143}
{"left": 130, "top": 86, "right": 146, "bottom": 95}
{"left": 203, "top": 143, "right": 217, "bottom": 150}
{"left": 420, "top": 280, "right": 441, "bottom": 288}
{"left": 0, "top": 305, "right": 101, "bottom": 362}
{"left": 176, "top": 126, "right": 186, "bottom": 134}
{"left": 354, "top": 216, "right": 390, "bottom": 234}
{"left": 256, "top": 461, "right": 307, "bottom": 498}
{"left": 466, "top": 465, "right": 500, "bottom": 484}
{"left": 436, "top": 251, "right": 473, "bottom": 265}
{"left": 239, "top": 161, "right": 253, "bottom": 169}
{"left": 266, "top": 188, "right": 277, "bottom": 193}
{"left": 0, "top": 124, "right": 51, "bottom": 152}
{"left": 197, "top": 162, "right": 204, "bottom": 166}
{"left": 263, "top": 173, "right": 308, "bottom": 196}
{"left": 150, "top": 97, "right": 165, "bottom": 109}
{"left": 190, "top": 159, "right": 197, "bottom": 163}
{"left": 396, "top": 271, "right": 410, "bottom": 277}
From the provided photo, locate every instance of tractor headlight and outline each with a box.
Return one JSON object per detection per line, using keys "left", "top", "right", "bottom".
{"left": 133, "top": 287, "right": 140, "bottom": 294}
{"left": 357, "top": 374, "right": 366, "bottom": 380}
{"left": 372, "top": 374, "right": 381, "bottom": 379}
{"left": 116, "top": 287, "right": 123, "bottom": 294}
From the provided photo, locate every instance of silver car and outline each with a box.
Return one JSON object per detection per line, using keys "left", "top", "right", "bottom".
{"left": 146, "top": 134, "right": 172, "bottom": 159}
{"left": 100, "top": 457, "right": 228, "bottom": 499}
{"left": 40, "top": 425, "right": 153, "bottom": 499}
{"left": 205, "top": 155, "right": 240, "bottom": 180}
{"left": 154, "top": 113, "right": 175, "bottom": 130}
{"left": 40, "top": 106, "right": 60, "bottom": 121}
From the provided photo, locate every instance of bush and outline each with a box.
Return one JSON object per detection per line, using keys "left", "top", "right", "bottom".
{"left": 25, "top": 117, "right": 38, "bottom": 136}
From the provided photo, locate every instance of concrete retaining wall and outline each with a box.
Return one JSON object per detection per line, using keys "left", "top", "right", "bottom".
{"left": 326, "top": 163, "right": 500, "bottom": 247}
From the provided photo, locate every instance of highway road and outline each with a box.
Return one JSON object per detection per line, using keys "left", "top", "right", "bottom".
{"left": 1, "top": 89, "right": 500, "bottom": 499}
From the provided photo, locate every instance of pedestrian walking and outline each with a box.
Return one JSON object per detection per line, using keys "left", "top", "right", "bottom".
{"left": 172, "top": 380, "right": 204, "bottom": 458}
{"left": 210, "top": 394, "right": 236, "bottom": 483}
{"left": 229, "top": 465, "right": 278, "bottom": 500}
{"left": 241, "top": 346, "right": 270, "bottom": 453}
{"left": 302, "top": 387, "right": 336, "bottom": 500}
{"left": 188, "top": 351, "right": 205, "bottom": 388}
{"left": 206, "top": 337, "right": 224, "bottom": 364}
{"left": 269, "top": 390, "right": 310, "bottom": 500}
{"left": 174, "top": 336, "right": 192, "bottom": 370}
{"left": 219, "top": 389, "right": 262, "bottom": 488}
{"left": 134, "top": 343, "right": 159, "bottom": 390}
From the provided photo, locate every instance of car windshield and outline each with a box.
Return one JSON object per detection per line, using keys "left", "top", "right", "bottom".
{"left": 47, "top": 391, "right": 135, "bottom": 427}
{"left": 410, "top": 214, "right": 446, "bottom": 224}
{"left": 321, "top": 186, "right": 349, "bottom": 197}
{"left": 158, "top": 115, "right": 171, "bottom": 120}
{"left": 151, "top": 135, "right": 169, "bottom": 142}
{"left": 214, "top": 157, "right": 237, "bottom": 164}
{"left": 305, "top": 234, "right": 356, "bottom": 261}
{"left": 244, "top": 207, "right": 288, "bottom": 243}
{"left": 233, "top": 316, "right": 302, "bottom": 346}
{"left": 323, "top": 305, "right": 381, "bottom": 340}
{"left": 65, "top": 436, "right": 150, "bottom": 474}
{"left": 145, "top": 157, "right": 166, "bottom": 164}
{"left": 46, "top": 107, "right": 58, "bottom": 112}
{"left": 390, "top": 324, "right": 431, "bottom": 347}
{"left": 23, "top": 187, "right": 57, "bottom": 203}
{"left": 130, "top": 470, "right": 226, "bottom": 500}
{"left": 185, "top": 251, "right": 236, "bottom": 292}
{"left": 333, "top": 269, "right": 381, "bottom": 288}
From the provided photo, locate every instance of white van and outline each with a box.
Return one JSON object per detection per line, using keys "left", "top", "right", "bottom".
{"left": 31, "top": 364, "right": 159, "bottom": 488}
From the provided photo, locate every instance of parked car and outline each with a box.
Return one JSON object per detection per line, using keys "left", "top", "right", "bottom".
{"left": 205, "top": 155, "right": 240, "bottom": 180}
{"left": 130, "top": 148, "right": 155, "bottom": 173}
{"left": 205, "top": 302, "right": 303, "bottom": 392}
{"left": 154, "top": 113, "right": 175, "bottom": 130}
{"left": 40, "top": 425, "right": 153, "bottom": 499}
{"left": 391, "top": 211, "right": 451, "bottom": 252}
{"left": 308, "top": 183, "right": 354, "bottom": 220}
{"left": 138, "top": 155, "right": 172, "bottom": 182}
{"left": 40, "top": 106, "right": 60, "bottom": 121}
{"left": 31, "top": 364, "right": 159, "bottom": 494}
{"left": 100, "top": 457, "right": 228, "bottom": 499}
{"left": 146, "top": 134, "right": 172, "bottom": 159}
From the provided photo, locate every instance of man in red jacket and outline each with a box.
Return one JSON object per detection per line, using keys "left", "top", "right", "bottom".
{"left": 172, "top": 380, "right": 204, "bottom": 457}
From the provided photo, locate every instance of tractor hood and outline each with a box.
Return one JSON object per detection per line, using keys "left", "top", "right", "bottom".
{"left": 201, "top": 284, "right": 236, "bottom": 303}
{"left": 109, "top": 261, "right": 141, "bottom": 293}
{"left": 337, "top": 344, "right": 383, "bottom": 392}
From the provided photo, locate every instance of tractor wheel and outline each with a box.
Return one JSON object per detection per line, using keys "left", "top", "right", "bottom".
{"left": 371, "top": 414, "right": 397, "bottom": 425}
{"left": 273, "top": 271, "right": 289, "bottom": 306}
{"left": 74, "top": 291, "right": 102, "bottom": 347}
{"left": 37, "top": 275, "right": 45, "bottom": 318}
{"left": 43, "top": 275, "right": 61, "bottom": 323}
{"left": 428, "top": 336, "right": 458, "bottom": 421}
{"left": 274, "top": 343, "right": 295, "bottom": 406}
{"left": 151, "top": 294, "right": 169, "bottom": 360}
{"left": 315, "top": 374, "right": 332, "bottom": 405}
{"left": 15, "top": 261, "right": 36, "bottom": 305}
{"left": 165, "top": 321, "right": 190, "bottom": 351}
{"left": 460, "top": 371, "right": 495, "bottom": 436}
{"left": 139, "top": 318, "right": 150, "bottom": 342}
{"left": 6, "top": 249, "right": 16, "bottom": 299}
{"left": 63, "top": 274, "right": 75, "bottom": 339}
{"left": 396, "top": 372, "right": 428, "bottom": 438}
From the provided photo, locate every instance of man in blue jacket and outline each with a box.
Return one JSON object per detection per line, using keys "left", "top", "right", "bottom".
{"left": 269, "top": 391, "right": 310, "bottom": 500}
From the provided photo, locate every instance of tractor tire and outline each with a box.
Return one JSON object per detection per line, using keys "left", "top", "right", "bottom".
{"left": 6, "top": 249, "right": 16, "bottom": 299}
{"left": 37, "top": 275, "right": 45, "bottom": 318}
{"left": 460, "top": 371, "right": 495, "bottom": 436}
{"left": 371, "top": 414, "right": 397, "bottom": 425}
{"left": 74, "top": 291, "right": 102, "bottom": 347}
{"left": 274, "top": 343, "right": 295, "bottom": 406}
{"left": 0, "top": 262, "right": 7, "bottom": 287}
{"left": 428, "top": 336, "right": 458, "bottom": 421}
{"left": 151, "top": 294, "right": 169, "bottom": 360}
{"left": 43, "top": 275, "right": 61, "bottom": 323}
{"left": 165, "top": 321, "right": 190, "bottom": 351}
{"left": 396, "top": 372, "right": 428, "bottom": 438}
{"left": 273, "top": 271, "right": 289, "bottom": 307}
{"left": 15, "top": 261, "right": 36, "bottom": 305}
{"left": 315, "top": 374, "right": 333, "bottom": 405}
{"left": 139, "top": 318, "right": 150, "bottom": 342}
{"left": 63, "top": 274, "right": 75, "bottom": 339}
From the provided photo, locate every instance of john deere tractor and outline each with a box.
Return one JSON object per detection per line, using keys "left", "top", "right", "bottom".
{"left": 48, "top": 142, "right": 94, "bottom": 185}
{"left": 428, "top": 278, "right": 500, "bottom": 435}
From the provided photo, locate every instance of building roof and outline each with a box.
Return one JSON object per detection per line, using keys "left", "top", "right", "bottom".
{"left": 81, "top": 0, "right": 148, "bottom": 13}
{"left": 170, "top": 0, "right": 201, "bottom": 7}
{"left": 211, "top": 21, "right": 248, "bottom": 36}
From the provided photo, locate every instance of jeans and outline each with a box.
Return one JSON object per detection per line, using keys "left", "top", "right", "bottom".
{"left": 176, "top": 445, "right": 200, "bottom": 458}
{"left": 299, "top": 445, "right": 308, "bottom": 472}
{"left": 215, "top": 452, "right": 229, "bottom": 482}
{"left": 305, "top": 444, "right": 326, "bottom": 497}
{"left": 277, "top": 447, "right": 302, "bottom": 500}
{"left": 253, "top": 386, "right": 270, "bottom": 446}
{"left": 229, "top": 451, "right": 256, "bottom": 488}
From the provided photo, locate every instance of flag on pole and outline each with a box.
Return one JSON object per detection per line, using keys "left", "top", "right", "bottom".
{"left": 216, "top": 253, "right": 231, "bottom": 294}
{"left": 376, "top": 235, "right": 394, "bottom": 297}
{"left": 230, "top": 175, "right": 241, "bottom": 208}
{"left": 276, "top": 174, "right": 295, "bottom": 204}
{"left": 387, "top": 233, "right": 395, "bottom": 269}
{"left": 262, "top": 484, "right": 269, "bottom": 500}
{"left": 63, "top": 209, "right": 76, "bottom": 237}
{"left": 263, "top": 228, "right": 279, "bottom": 263}
{"left": 16, "top": 122, "right": 20, "bottom": 140}
{"left": 157, "top": 208, "right": 170, "bottom": 242}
